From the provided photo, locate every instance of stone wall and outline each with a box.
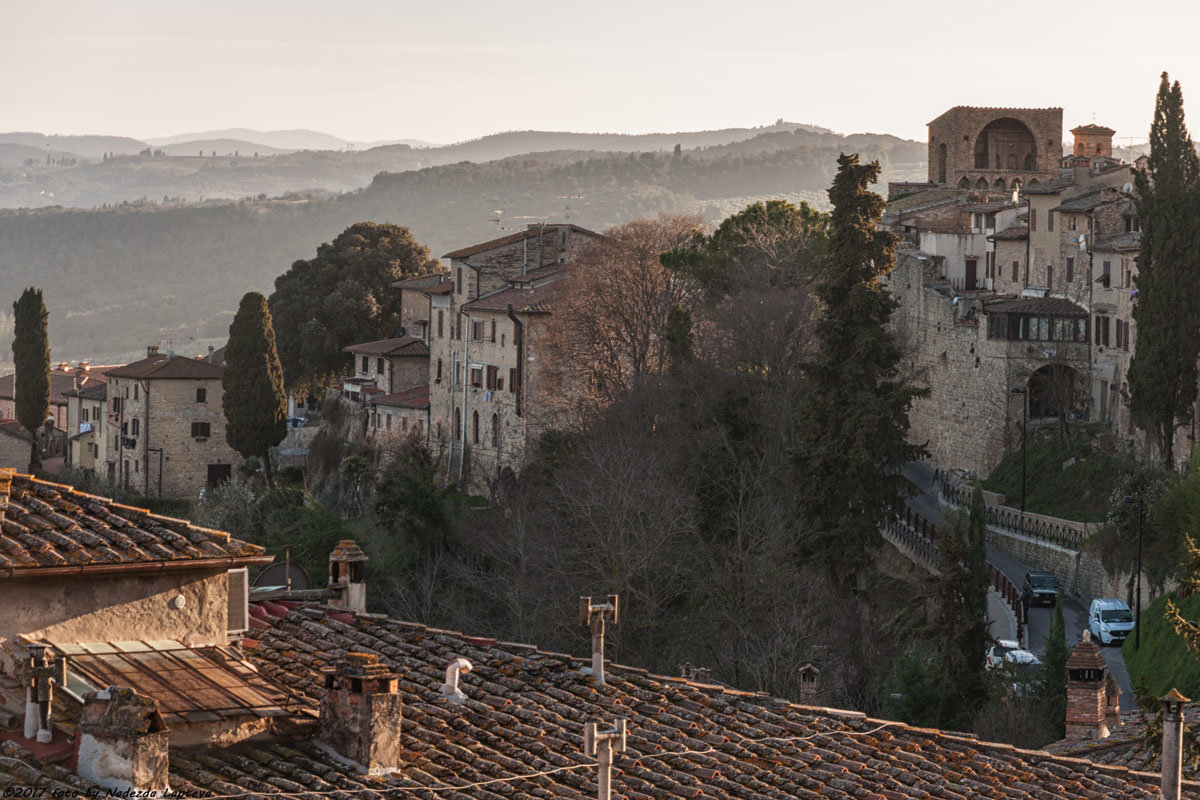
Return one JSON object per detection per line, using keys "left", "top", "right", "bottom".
{"left": 927, "top": 106, "right": 1063, "bottom": 187}
{"left": 0, "top": 428, "right": 29, "bottom": 471}
{"left": 0, "top": 569, "right": 231, "bottom": 655}
{"left": 148, "top": 378, "right": 240, "bottom": 497}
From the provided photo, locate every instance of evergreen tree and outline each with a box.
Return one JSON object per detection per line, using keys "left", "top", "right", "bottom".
{"left": 1042, "top": 596, "right": 1069, "bottom": 739}
{"left": 793, "top": 154, "right": 926, "bottom": 575}
{"left": 1128, "top": 72, "right": 1200, "bottom": 469}
{"left": 222, "top": 292, "right": 288, "bottom": 486}
{"left": 963, "top": 487, "right": 990, "bottom": 697}
{"left": 11, "top": 287, "right": 50, "bottom": 473}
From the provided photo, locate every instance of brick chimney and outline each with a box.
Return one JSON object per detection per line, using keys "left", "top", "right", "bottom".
{"left": 146, "top": 345, "right": 159, "bottom": 358}
{"left": 1065, "top": 630, "right": 1110, "bottom": 740}
{"left": 1161, "top": 689, "right": 1189, "bottom": 800}
{"left": 75, "top": 687, "right": 169, "bottom": 794}
{"left": 318, "top": 652, "right": 403, "bottom": 774}
{"left": 329, "top": 540, "right": 368, "bottom": 614}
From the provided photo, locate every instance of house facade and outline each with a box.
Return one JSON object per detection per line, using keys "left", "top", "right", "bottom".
{"left": 103, "top": 348, "right": 239, "bottom": 496}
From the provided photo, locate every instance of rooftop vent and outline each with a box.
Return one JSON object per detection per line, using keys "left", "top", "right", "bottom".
{"left": 22, "top": 643, "right": 66, "bottom": 743}
{"left": 579, "top": 595, "right": 618, "bottom": 685}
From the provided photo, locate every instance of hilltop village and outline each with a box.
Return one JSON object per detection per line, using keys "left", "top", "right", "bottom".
{"left": 1, "top": 102, "right": 1199, "bottom": 800}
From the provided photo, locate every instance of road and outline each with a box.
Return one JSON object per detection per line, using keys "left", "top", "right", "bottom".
{"left": 902, "top": 461, "right": 1136, "bottom": 711}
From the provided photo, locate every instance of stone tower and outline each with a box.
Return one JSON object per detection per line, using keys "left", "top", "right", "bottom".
{"left": 1070, "top": 124, "right": 1116, "bottom": 159}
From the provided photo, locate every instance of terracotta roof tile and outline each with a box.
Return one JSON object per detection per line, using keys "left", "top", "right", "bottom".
{"left": 0, "top": 469, "right": 270, "bottom": 577}
{"left": 442, "top": 225, "right": 599, "bottom": 260}
{"left": 343, "top": 337, "right": 429, "bottom": 357}
{"left": 985, "top": 297, "right": 1088, "bottom": 317}
{"left": 463, "top": 283, "right": 559, "bottom": 314}
{"left": 106, "top": 355, "right": 225, "bottom": 380}
{"left": 372, "top": 385, "right": 430, "bottom": 409}
{"left": 990, "top": 224, "right": 1029, "bottom": 240}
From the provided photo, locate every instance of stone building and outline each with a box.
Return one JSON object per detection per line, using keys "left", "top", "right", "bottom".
{"left": 927, "top": 106, "right": 1063, "bottom": 190}
{"left": 887, "top": 112, "right": 1160, "bottom": 475}
{"left": 63, "top": 382, "right": 107, "bottom": 470}
{"left": 428, "top": 223, "right": 602, "bottom": 491}
{"left": 0, "top": 362, "right": 112, "bottom": 442}
{"left": 103, "top": 348, "right": 239, "bottom": 496}
{"left": 0, "top": 420, "right": 31, "bottom": 470}
{"left": 341, "top": 336, "right": 429, "bottom": 404}
{"left": 368, "top": 384, "right": 430, "bottom": 446}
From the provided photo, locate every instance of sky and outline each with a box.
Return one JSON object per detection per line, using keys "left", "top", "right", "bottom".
{"left": 3, "top": 0, "right": 1198, "bottom": 146}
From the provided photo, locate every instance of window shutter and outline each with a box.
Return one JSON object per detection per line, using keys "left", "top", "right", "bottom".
{"left": 227, "top": 568, "right": 249, "bottom": 635}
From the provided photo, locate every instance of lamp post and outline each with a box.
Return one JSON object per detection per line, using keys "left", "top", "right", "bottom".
{"left": 1011, "top": 386, "right": 1028, "bottom": 533}
{"left": 1122, "top": 495, "right": 1144, "bottom": 651}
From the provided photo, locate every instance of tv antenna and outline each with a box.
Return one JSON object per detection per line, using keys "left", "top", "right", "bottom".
{"left": 557, "top": 194, "right": 583, "bottom": 222}
{"left": 488, "top": 209, "right": 507, "bottom": 232}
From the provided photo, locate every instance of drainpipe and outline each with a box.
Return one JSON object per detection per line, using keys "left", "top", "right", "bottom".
{"left": 142, "top": 379, "right": 151, "bottom": 496}
{"left": 507, "top": 305, "right": 523, "bottom": 418}
{"left": 1024, "top": 193, "right": 1032, "bottom": 288}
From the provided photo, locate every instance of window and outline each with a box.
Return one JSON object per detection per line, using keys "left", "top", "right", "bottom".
{"left": 1067, "top": 215, "right": 1077, "bottom": 231}
{"left": 131, "top": 418, "right": 139, "bottom": 437}
{"left": 1047, "top": 266, "right": 1053, "bottom": 288}
{"left": 437, "top": 310, "right": 444, "bottom": 337}
{"left": 124, "top": 386, "right": 129, "bottom": 399}
{"left": 134, "top": 459, "right": 139, "bottom": 473}
{"left": 1116, "top": 319, "right": 1129, "bottom": 350}
{"left": 501, "top": 333, "right": 506, "bottom": 347}
{"left": 486, "top": 365, "right": 498, "bottom": 390}
{"left": 1012, "top": 260, "right": 1019, "bottom": 283}
{"left": 491, "top": 413, "right": 499, "bottom": 448}
{"left": 471, "top": 320, "right": 485, "bottom": 341}
{"left": 472, "top": 410, "right": 479, "bottom": 445}
{"left": 196, "top": 387, "right": 207, "bottom": 403}
{"left": 456, "top": 313, "right": 463, "bottom": 339}
{"left": 402, "top": 416, "right": 408, "bottom": 432}
{"left": 1047, "top": 211, "right": 1054, "bottom": 232}
{"left": 377, "top": 357, "right": 385, "bottom": 374}
{"left": 121, "top": 422, "right": 128, "bottom": 435}
{"left": 191, "top": 421, "right": 211, "bottom": 437}
{"left": 1125, "top": 216, "right": 1140, "bottom": 232}
{"left": 456, "top": 267, "right": 463, "bottom": 295}
{"left": 470, "top": 366, "right": 483, "bottom": 388}
{"left": 509, "top": 368, "right": 517, "bottom": 392}
{"left": 386, "top": 414, "right": 391, "bottom": 429}
{"left": 1101, "top": 260, "right": 1112, "bottom": 287}
{"left": 1095, "top": 315, "right": 1111, "bottom": 347}
{"left": 362, "top": 356, "right": 369, "bottom": 373}
{"left": 436, "top": 358, "right": 443, "bottom": 383}
{"left": 1030, "top": 208, "right": 1037, "bottom": 231}
{"left": 82, "top": 408, "right": 89, "bottom": 423}
{"left": 490, "top": 319, "right": 496, "bottom": 342}
{"left": 1066, "top": 257, "right": 1074, "bottom": 283}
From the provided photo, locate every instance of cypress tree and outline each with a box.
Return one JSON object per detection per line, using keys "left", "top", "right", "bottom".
{"left": 1128, "top": 72, "right": 1200, "bottom": 469}
{"left": 963, "top": 486, "right": 990, "bottom": 700}
{"left": 11, "top": 288, "right": 50, "bottom": 473}
{"left": 222, "top": 292, "right": 288, "bottom": 486}
{"left": 1042, "top": 596, "right": 1069, "bottom": 739}
{"left": 793, "top": 154, "right": 926, "bottom": 575}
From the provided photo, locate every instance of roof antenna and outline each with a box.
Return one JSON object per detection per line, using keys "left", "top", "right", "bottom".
{"left": 579, "top": 595, "right": 618, "bottom": 685}
{"left": 584, "top": 719, "right": 626, "bottom": 800}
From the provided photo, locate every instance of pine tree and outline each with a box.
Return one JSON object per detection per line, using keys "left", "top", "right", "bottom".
{"left": 1042, "top": 596, "right": 1069, "bottom": 739}
{"left": 1128, "top": 72, "right": 1200, "bottom": 469}
{"left": 222, "top": 292, "right": 288, "bottom": 486}
{"left": 11, "top": 288, "right": 50, "bottom": 473}
{"left": 793, "top": 154, "right": 926, "bottom": 575}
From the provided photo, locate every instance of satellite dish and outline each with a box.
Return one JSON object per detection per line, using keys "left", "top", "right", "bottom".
{"left": 394, "top": 326, "right": 407, "bottom": 338}
{"left": 253, "top": 562, "right": 311, "bottom": 591}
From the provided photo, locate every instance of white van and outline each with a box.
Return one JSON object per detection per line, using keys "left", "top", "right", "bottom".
{"left": 1088, "top": 598, "right": 1135, "bottom": 646}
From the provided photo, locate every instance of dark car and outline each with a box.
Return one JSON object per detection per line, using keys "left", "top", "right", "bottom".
{"left": 1023, "top": 570, "right": 1058, "bottom": 606}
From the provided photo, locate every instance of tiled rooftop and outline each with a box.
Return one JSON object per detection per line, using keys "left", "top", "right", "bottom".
{"left": 372, "top": 385, "right": 430, "bottom": 409}
{"left": 1094, "top": 231, "right": 1141, "bottom": 252}
{"left": 442, "top": 224, "right": 597, "bottom": 260}
{"left": 1046, "top": 703, "right": 1200, "bottom": 782}
{"left": 0, "top": 470, "right": 270, "bottom": 577}
{"left": 106, "top": 355, "right": 225, "bottom": 381}
{"left": 990, "top": 224, "right": 1029, "bottom": 241}
{"left": 0, "top": 598, "right": 1189, "bottom": 798}
{"left": 462, "top": 283, "right": 559, "bottom": 314}
{"left": 343, "top": 337, "right": 430, "bottom": 357}
{"left": 985, "top": 297, "right": 1089, "bottom": 317}
{"left": 392, "top": 272, "right": 452, "bottom": 290}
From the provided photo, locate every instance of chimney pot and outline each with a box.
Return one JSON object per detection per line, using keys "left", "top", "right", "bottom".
{"left": 1065, "top": 630, "right": 1111, "bottom": 740}
{"left": 1160, "top": 688, "right": 1189, "bottom": 800}
{"left": 329, "top": 539, "right": 369, "bottom": 614}
{"left": 147, "top": 345, "right": 159, "bottom": 358}
{"left": 319, "top": 652, "right": 403, "bottom": 773}
{"left": 580, "top": 595, "right": 619, "bottom": 685}
{"left": 76, "top": 686, "right": 169, "bottom": 794}
{"left": 440, "top": 658, "right": 472, "bottom": 703}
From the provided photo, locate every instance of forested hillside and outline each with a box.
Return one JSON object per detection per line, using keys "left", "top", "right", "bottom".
{"left": 0, "top": 138, "right": 924, "bottom": 363}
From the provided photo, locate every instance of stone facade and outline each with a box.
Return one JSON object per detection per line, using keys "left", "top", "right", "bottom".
{"left": 104, "top": 351, "right": 239, "bottom": 497}
{"left": 65, "top": 383, "right": 107, "bottom": 469}
{"left": 927, "top": 106, "right": 1063, "bottom": 189}
{"left": 0, "top": 421, "right": 30, "bottom": 471}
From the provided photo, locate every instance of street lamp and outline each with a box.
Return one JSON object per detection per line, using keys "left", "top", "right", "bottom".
{"left": 1011, "top": 387, "right": 1028, "bottom": 533}
{"left": 1122, "top": 495, "right": 1144, "bottom": 651}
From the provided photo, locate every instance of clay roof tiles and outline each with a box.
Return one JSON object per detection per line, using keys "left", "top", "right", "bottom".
{"left": 392, "top": 272, "right": 451, "bottom": 290}
{"left": 990, "top": 224, "right": 1029, "bottom": 241}
{"left": 371, "top": 385, "right": 430, "bottom": 409}
{"left": 0, "top": 420, "right": 32, "bottom": 442}
{"left": 442, "top": 224, "right": 599, "bottom": 260}
{"left": 342, "top": 336, "right": 429, "bottom": 357}
{"left": 0, "top": 469, "right": 270, "bottom": 577}
{"left": 0, "top": 598, "right": 1189, "bottom": 798}
{"left": 106, "top": 355, "right": 225, "bottom": 380}
{"left": 1094, "top": 231, "right": 1141, "bottom": 252}
{"left": 462, "top": 283, "right": 560, "bottom": 314}
{"left": 985, "top": 297, "right": 1088, "bottom": 316}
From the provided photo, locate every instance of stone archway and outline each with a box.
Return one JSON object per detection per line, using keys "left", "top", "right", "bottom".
{"left": 975, "top": 117, "right": 1038, "bottom": 171}
{"left": 1028, "top": 363, "right": 1083, "bottom": 419}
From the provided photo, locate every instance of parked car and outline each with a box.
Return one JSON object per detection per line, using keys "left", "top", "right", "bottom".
{"left": 287, "top": 416, "right": 308, "bottom": 428}
{"left": 986, "top": 639, "right": 1021, "bottom": 669}
{"left": 1023, "top": 570, "right": 1059, "bottom": 606}
{"left": 995, "top": 649, "right": 1043, "bottom": 697}
{"left": 1088, "top": 598, "right": 1135, "bottom": 646}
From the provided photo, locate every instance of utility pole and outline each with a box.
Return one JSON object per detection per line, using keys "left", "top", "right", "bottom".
{"left": 584, "top": 719, "right": 626, "bottom": 800}
{"left": 580, "top": 595, "right": 619, "bottom": 685}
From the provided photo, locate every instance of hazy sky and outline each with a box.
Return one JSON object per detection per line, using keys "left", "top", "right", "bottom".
{"left": 4, "top": 0, "right": 1197, "bottom": 145}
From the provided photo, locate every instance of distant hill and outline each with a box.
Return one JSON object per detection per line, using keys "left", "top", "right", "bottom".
{"left": 0, "top": 132, "right": 925, "bottom": 362}
{"left": 146, "top": 128, "right": 355, "bottom": 151}
{"left": 0, "top": 132, "right": 147, "bottom": 159}
{"left": 0, "top": 143, "right": 87, "bottom": 167}
{"left": 157, "top": 139, "right": 296, "bottom": 157}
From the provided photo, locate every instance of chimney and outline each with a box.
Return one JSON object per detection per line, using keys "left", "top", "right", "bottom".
{"left": 440, "top": 658, "right": 472, "bottom": 703}
{"left": 22, "top": 643, "right": 65, "bottom": 743}
{"left": 79, "top": 361, "right": 90, "bottom": 372}
{"left": 1161, "top": 689, "right": 1189, "bottom": 800}
{"left": 319, "top": 652, "right": 403, "bottom": 774}
{"left": 75, "top": 686, "right": 169, "bottom": 794}
{"left": 798, "top": 663, "right": 820, "bottom": 699}
{"left": 0, "top": 468, "right": 11, "bottom": 527}
{"left": 147, "top": 345, "right": 159, "bottom": 358}
{"left": 579, "top": 595, "right": 618, "bottom": 685}
{"left": 329, "top": 540, "right": 368, "bottom": 614}
{"left": 1103, "top": 672, "right": 1122, "bottom": 732}
{"left": 1065, "top": 630, "right": 1110, "bottom": 740}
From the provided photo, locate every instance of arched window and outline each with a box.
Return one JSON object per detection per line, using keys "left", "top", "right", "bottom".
{"left": 993, "top": 178, "right": 1006, "bottom": 189}
{"left": 472, "top": 410, "right": 479, "bottom": 445}
{"left": 958, "top": 177, "right": 971, "bottom": 189}
{"left": 491, "top": 413, "right": 499, "bottom": 448}
{"left": 975, "top": 177, "right": 989, "bottom": 190}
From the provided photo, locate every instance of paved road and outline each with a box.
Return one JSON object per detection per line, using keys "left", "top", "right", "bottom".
{"left": 901, "top": 461, "right": 1136, "bottom": 711}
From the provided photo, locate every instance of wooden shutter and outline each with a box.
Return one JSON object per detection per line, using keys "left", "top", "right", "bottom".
{"left": 227, "top": 568, "right": 249, "bottom": 635}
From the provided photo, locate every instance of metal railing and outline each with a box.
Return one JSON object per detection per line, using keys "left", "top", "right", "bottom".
{"left": 932, "top": 469, "right": 1087, "bottom": 549}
